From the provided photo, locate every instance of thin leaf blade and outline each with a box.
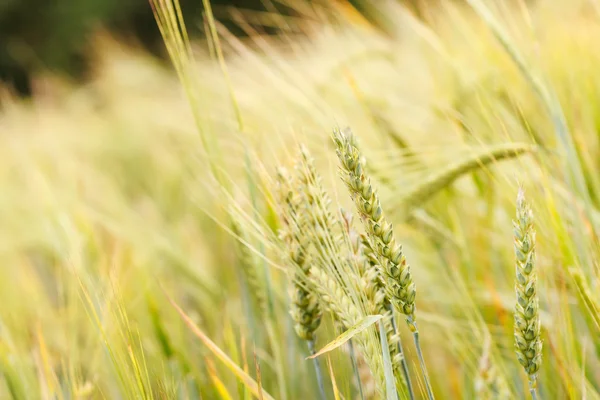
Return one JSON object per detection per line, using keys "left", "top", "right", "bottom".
{"left": 307, "top": 315, "right": 383, "bottom": 359}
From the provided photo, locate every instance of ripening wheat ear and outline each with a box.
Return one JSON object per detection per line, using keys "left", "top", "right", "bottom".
{"left": 275, "top": 167, "right": 326, "bottom": 399}
{"left": 294, "top": 149, "right": 369, "bottom": 397}
{"left": 513, "top": 188, "right": 542, "bottom": 399}
{"left": 333, "top": 128, "right": 433, "bottom": 400}
{"left": 333, "top": 130, "right": 417, "bottom": 324}
{"left": 231, "top": 218, "right": 267, "bottom": 318}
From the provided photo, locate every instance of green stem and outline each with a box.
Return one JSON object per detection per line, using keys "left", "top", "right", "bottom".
{"left": 348, "top": 339, "right": 365, "bottom": 400}
{"left": 389, "top": 309, "right": 415, "bottom": 400}
{"left": 411, "top": 326, "right": 434, "bottom": 400}
{"left": 308, "top": 340, "right": 327, "bottom": 400}
{"left": 530, "top": 388, "right": 539, "bottom": 400}
{"left": 529, "top": 376, "right": 539, "bottom": 400}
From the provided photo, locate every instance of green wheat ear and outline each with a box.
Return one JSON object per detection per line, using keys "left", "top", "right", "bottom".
{"left": 275, "top": 167, "right": 322, "bottom": 342}
{"left": 231, "top": 219, "right": 267, "bottom": 317}
{"left": 333, "top": 128, "right": 417, "bottom": 325}
{"left": 333, "top": 127, "right": 434, "bottom": 400}
{"left": 276, "top": 166, "right": 327, "bottom": 399}
{"left": 513, "top": 188, "right": 542, "bottom": 398}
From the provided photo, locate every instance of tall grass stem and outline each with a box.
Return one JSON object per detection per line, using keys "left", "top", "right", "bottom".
{"left": 412, "top": 329, "right": 434, "bottom": 400}
{"left": 390, "top": 311, "right": 414, "bottom": 400}
{"left": 308, "top": 339, "right": 327, "bottom": 400}
{"left": 348, "top": 339, "right": 365, "bottom": 400}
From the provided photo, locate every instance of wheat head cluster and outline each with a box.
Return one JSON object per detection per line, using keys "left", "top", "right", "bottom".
{"left": 266, "top": 127, "right": 541, "bottom": 400}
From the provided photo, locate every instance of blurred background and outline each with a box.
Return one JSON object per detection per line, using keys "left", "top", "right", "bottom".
{"left": 2, "top": 0, "right": 598, "bottom": 398}
{"left": 0, "top": 0, "right": 425, "bottom": 95}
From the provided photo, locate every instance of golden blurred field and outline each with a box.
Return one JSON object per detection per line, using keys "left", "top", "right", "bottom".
{"left": 1, "top": 0, "right": 600, "bottom": 398}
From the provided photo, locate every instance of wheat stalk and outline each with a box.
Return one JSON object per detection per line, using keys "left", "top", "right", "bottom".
{"left": 513, "top": 188, "right": 542, "bottom": 399}
{"left": 333, "top": 128, "right": 434, "bottom": 400}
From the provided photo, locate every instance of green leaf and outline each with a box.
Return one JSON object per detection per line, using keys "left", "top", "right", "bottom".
{"left": 307, "top": 315, "right": 383, "bottom": 359}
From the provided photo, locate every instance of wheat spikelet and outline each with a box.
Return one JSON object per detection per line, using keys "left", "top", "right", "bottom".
{"left": 513, "top": 188, "right": 542, "bottom": 396}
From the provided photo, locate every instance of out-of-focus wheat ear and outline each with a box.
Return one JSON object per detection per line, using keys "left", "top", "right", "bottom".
{"left": 231, "top": 219, "right": 268, "bottom": 318}
{"left": 333, "top": 128, "right": 432, "bottom": 400}
{"left": 513, "top": 188, "right": 542, "bottom": 399}
{"left": 475, "top": 335, "right": 511, "bottom": 399}
{"left": 392, "top": 143, "right": 535, "bottom": 218}
{"left": 275, "top": 166, "right": 326, "bottom": 400}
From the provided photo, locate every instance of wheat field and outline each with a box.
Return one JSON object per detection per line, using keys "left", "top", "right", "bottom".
{"left": 0, "top": 0, "right": 599, "bottom": 398}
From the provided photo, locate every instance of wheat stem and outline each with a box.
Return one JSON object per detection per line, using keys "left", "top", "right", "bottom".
{"left": 412, "top": 328, "right": 434, "bottom": 400}
{"left": 308, "top": 340, "right": 327, "bottom": 400}
{"left": 529, "top": 376, "right": 540, "bottom": 400}
{"left": 530, "top": 387, "right": 539, "bottom": 400}
{"left": 389, "top": 310, "right": 414, "bottom": 400}
{"left": 348, "top": 339, "right": 365, "bottom": 400}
